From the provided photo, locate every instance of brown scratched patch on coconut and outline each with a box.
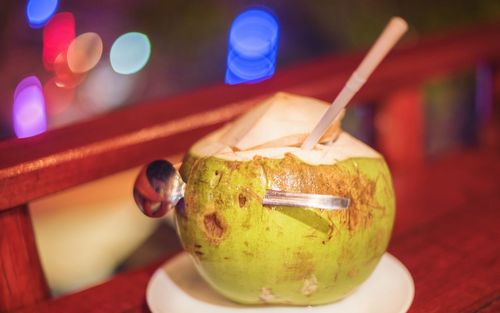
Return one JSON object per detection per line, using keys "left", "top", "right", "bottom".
{"left": 238, "top": 193, "right": 247, "bottom": 207}
{"left": 185, "top": 155, "right": 207, "bottom": 184}
{"left": 348, "top": 267, "right": 359, "bottom": 278}
{"left": 261, "top": 154, "right": 378, "bottom": 232}
{"left": 179, "top": 154, "right": 196, "bottom": 182}
{"left": 343, "top": 174, "right": 377, "bottom": 232}
{"left": 284, "top": 250, "right": 315, "bottom": 281}
{"left": 203, "top": 212, "right": 226, "bottom": 243}
{"left": 243, "top": 250, "right": 254, "bottom": 257}
{"left": 340, "top": 245, "right": 354, "bottom": 261}
{"left": 241, "top": 187, "right": 263, "bottom": 202}
{"left": 367, "top": 228, "right": 386, "bottom": 262}
{"left": 184, "top": 185, "right": 203, "bottom": 217}
{"left": 214, "top": 196, "right": 224, "bottom": 207}
{"left": 325, "top": 214, "right": 335, "bottom": 241}
{"left": 226, "top": 161, "right": 241, "bottom": 171}
{"left": 239, "top": 189, "right": 259, "bottom": 229}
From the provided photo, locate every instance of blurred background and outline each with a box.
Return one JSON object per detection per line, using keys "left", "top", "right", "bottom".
{"left": 1, "top": 0, "right": 499, "bottom": 139}
{"left": 1, "top": 0, "right": 499, "bottom": 298}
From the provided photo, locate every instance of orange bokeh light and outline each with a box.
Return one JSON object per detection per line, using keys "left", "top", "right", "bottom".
{"left": 53, "top": 52, "right": 87, "bottom": 89}
{"left": 67, "top": 32, "right": 103, "bottom": 74}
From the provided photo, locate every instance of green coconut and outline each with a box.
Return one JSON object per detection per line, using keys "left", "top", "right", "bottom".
{"left": 176, "top": 93, "right": 395, "bottom": 305}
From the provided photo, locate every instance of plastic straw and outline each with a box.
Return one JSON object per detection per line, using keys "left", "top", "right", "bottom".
{"left": 301, "top": 17, "right": 408, "bottom": 150}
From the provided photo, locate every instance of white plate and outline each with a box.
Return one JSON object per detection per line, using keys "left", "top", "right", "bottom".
{"left": 147, "top": 252, "right": 414, "bottom": 313}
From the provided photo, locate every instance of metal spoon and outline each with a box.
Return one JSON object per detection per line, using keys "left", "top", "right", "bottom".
{"left": 133, "top": 160, "right": 185, "bottom": 218}
{"left": 133, "top": 160, "right": 350, "bottom": 218}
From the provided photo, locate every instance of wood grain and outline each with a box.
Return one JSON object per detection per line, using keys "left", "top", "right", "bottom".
{"left": 390, "top": 145, "right": 500, "bottom": 313}
{"left": 11, "top": 258, "right": 166, "bottom": 313}
{"left": 1, "top": 23, "right": 499, "bottom": 211}
{"left": 0, "top": 205, "right": 49, "bottom": 312}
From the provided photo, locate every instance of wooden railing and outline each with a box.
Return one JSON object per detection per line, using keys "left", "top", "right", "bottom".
{"left": 0, "top": 22, "right": 499, "bottom": 312}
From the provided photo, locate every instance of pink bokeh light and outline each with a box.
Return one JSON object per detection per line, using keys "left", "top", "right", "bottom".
{"left": 13, "top": 76, "right": 47, "bottom": 138}
{"left": 43, "top": 12, "right": 75, "bottom": 71}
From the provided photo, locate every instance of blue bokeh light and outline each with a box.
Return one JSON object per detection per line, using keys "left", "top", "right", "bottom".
{"left": 110, "top": 32, "right": 151, "bottom": 75}
{"left": 225, "top": 8, "right": 279, "bottom": 85}
{"left": 26, "top": 0, "right": 59, "bottom": 28}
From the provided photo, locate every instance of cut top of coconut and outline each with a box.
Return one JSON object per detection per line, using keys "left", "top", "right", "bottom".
{"left": 218, "top": 92, "right": 344, "bottom": 151}
{"left": 189, "top": 92, "right": 381, "bottom": 165}
{"left": 191, "top": 130, "right": 381, "bottom": 166}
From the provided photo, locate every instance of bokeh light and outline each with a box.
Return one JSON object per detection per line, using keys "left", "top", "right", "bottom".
{"left": 225, "top": 8, "right": 279, "bottom": 84}
{"left": 14, "top": 76, "right": 42, "bottom": 100}
{"left": 43, "top": 12, "right": 75, "bottom": 71}
{"left": 67, "top": 32, "right": 103, "bottom": 74}
{"left": 13, "top": 76, "right": 47, "bottom": 138}
{"left": 110, "top": 32, "right": 151, "bottom": 75}
{"left": 53, "top": 52, "right": 87, "bottom": 89}
{"left": 44, "top": 78, "right": 75, "bottom": 115}
{"left": 26, "top": 0, "right": 59, "bottom": 28}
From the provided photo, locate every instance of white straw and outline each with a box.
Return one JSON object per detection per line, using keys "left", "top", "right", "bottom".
{"left": 301, "top": 17, "right": 408, "bottom": 150}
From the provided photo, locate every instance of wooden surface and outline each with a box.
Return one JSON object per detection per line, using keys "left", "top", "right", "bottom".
{"left": 0, "top": 205, "right": 49, "bottom": 312}
{"left": 13, "top": 144, "right": 500, "bottom": 313}
{"left": 1, "top": 23, "right": 499, "bottom": 211}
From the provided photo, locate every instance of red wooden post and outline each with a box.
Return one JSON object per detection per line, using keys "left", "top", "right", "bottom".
{"left": 0, "top": 205, "right": 49, "bottom": 312}
{"left": 375, "top": 85, "right": 425, "bottom": 167}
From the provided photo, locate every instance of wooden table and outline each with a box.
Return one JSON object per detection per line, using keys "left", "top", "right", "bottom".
{"left": 12, "top": 144, "right": 499, "bottom": 313}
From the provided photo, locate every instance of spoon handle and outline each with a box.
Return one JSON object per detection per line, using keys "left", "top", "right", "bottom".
{"left": 263, "top": 190, "right": 350, "bottom": 210}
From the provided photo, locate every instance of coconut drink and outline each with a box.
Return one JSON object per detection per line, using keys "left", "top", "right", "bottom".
{"left": 133, "top": 17, "right": 406, "bottom": 307}
{"left": 174, "top": 92, "right": 395, "bottom": 305}
{"left": 134, "top": 93, "right": 395, "bottom": 305}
